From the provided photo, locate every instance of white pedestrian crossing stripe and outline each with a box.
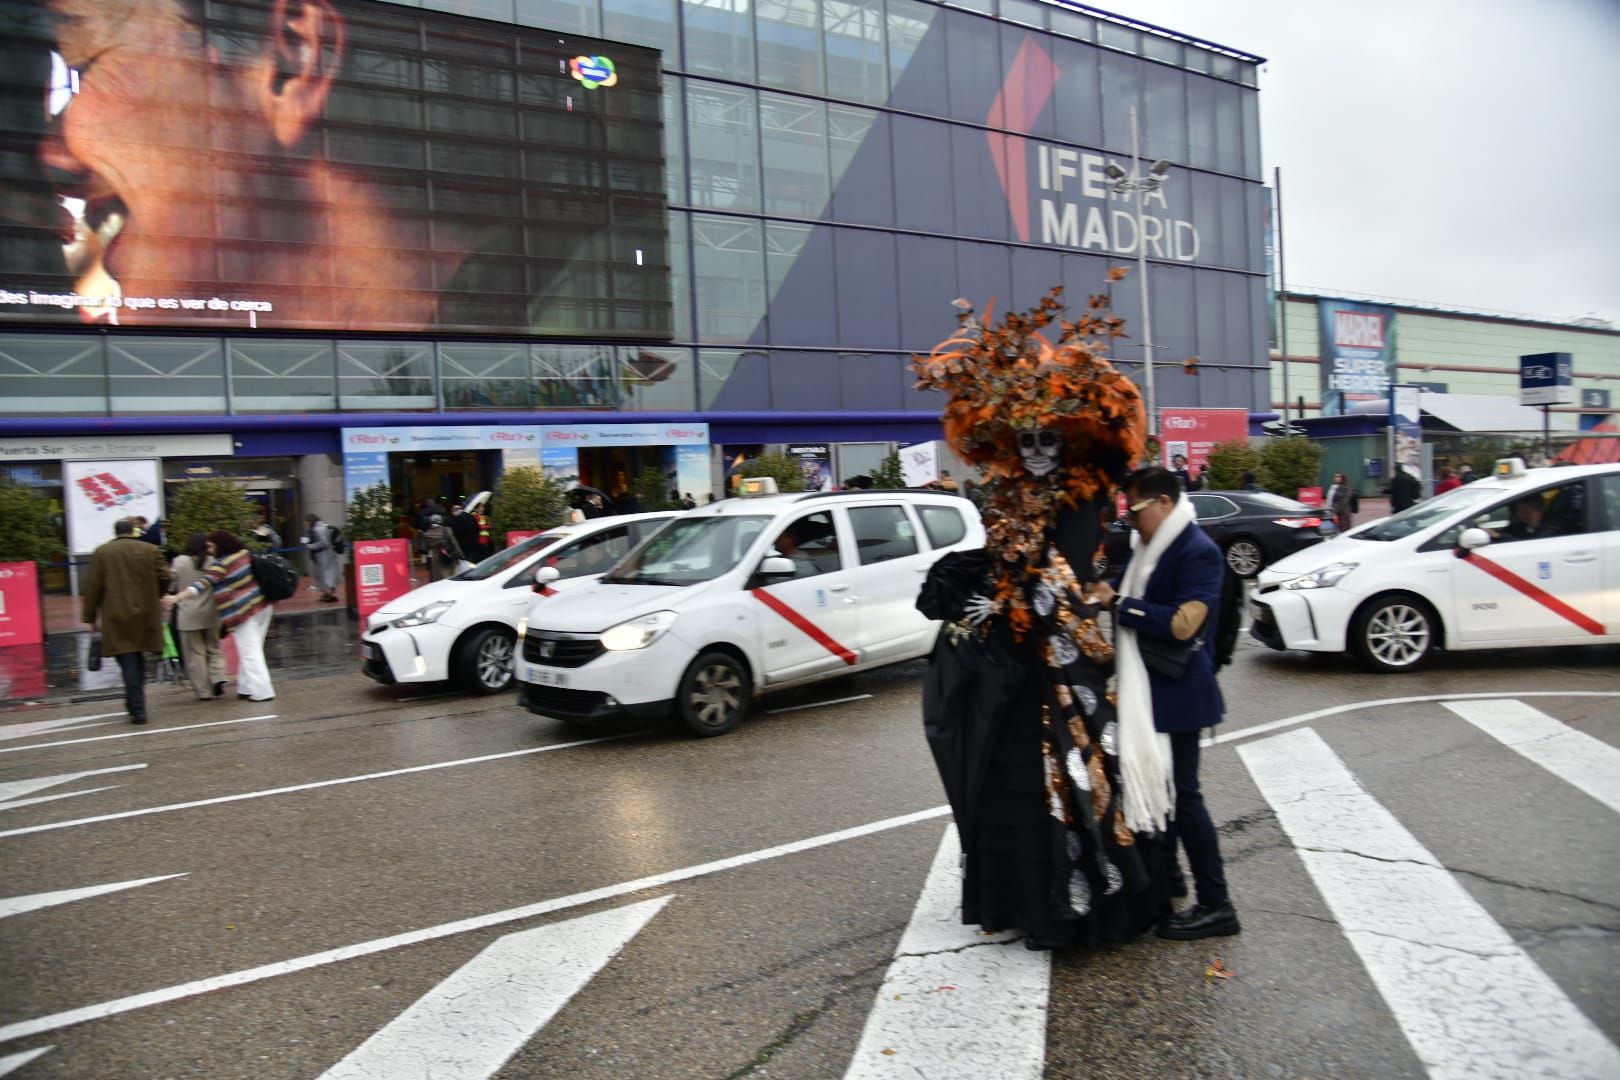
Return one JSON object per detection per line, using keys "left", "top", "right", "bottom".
{"left": 1239, "top": 726, "right": 1620, "bottom": 1079}
{"left": 845, "top": 824, "right": 1047, "bottom": 1079}
{"left": 1442, "top": 698, "right": 1620, "bottom": 815}
{"left": 0, "top": 764, "right": 146, "bottom": 811}
{"left": 0, "top": 875, "right": 186, "bottom": 922}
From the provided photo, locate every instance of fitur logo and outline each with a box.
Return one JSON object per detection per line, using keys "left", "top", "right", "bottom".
{"left": 570, "top": 56, "right": 617, "bottom": 89}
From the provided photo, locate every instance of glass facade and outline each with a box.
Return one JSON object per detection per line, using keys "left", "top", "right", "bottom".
{"left": 0, "top": 0, "right": 1267, "bottom": 419}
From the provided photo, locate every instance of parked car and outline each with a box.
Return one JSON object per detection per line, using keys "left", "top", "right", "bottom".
{"left": 361, "top": 511, "right": 678, "bottom": 693}
{"left": 1096, "top": 489, "right": 1334, "bottom": 579}
{"left": 1250, "top": 461, "right": 1620, "bottom": 672}
{"left": 513, "top": 489, "right": 985, "bottom": 737}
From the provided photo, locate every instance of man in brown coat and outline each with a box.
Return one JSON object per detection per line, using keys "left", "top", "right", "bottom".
{"left": 82, "top": 517, "right": 172, "bottom": 724}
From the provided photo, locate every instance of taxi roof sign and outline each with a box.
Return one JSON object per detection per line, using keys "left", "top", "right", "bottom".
{"left": 739, "top": 476, "right": 778, "bottom": 496}
{"left": 1494, "top": 457, "right": 1528, "bottom": 476}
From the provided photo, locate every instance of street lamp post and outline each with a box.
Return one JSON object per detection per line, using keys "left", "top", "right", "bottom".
{"left": 1105, "top": 105, "right": 1170, "bottom": 436}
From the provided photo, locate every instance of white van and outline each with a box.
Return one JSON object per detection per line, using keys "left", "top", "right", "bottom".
{"left": 513, "top": 490, "right": 985, "bottom": 736}
{"left": 362, "top": 511, "right": 677, "bottom": 693}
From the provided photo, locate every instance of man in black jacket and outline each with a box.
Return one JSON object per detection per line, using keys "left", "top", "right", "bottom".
{"left": 1389, "top": 467, "right": 1421, "bottom": 512}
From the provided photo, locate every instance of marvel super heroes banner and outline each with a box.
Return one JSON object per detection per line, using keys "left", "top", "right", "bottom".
{"left": 1159, "top": 409, "right": 1249, "bottom": 480}
{"left": 1319, "top": 300, "right": 1398, "bottom": 416}
{"left": 353, "top": 540, "right": 412, "bottom": 626}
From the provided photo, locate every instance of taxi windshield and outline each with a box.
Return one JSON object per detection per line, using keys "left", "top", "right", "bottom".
{"left": 603, "top": 515, "right": 770, "bottom": 585}
{"left": 454, "top": 531, "right": 564, "bottom": 581}
{"left": 1353, "top": 485, "right": 1499, "bottom": 542}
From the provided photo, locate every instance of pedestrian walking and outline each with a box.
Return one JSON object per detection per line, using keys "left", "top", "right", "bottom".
{"left": 171, "top": 533, "right": 226, "bottom": 700}
{"left": 415, "top": 513, "right": 463, "bottom": 581}
{"left": 448, "top": 503, "right": 482, "bottom": 564}
{"left": 250, "top": 514, "right": 281, "bottom": 551}
{"left": 1434, "top": 466, "right": 1461, "bottom": 494}
{"left": 165, "top": 531, "right": 276, "bottom": 702}
{"left": 1326, "top": 471, "right": 1355, "bottom": 534}
{"left": 1388, "top": 466, "right": 1421, "bottom": 512}
{"left": 303, "top": 513, "right": 341, "bottom": 602}
{"left": 1092, "top": 465, "right": 1238, "bottom": 941}
{"left": 82, "top": 516, "right": 172, "bottom": 724}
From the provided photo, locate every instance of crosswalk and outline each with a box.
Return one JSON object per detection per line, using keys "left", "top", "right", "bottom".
{"left": 0, "top": 695, "right": 1614, "bottom": 1077}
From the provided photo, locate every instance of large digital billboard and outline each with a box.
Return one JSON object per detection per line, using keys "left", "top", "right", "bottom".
{"left": 0, "top": 0, "right": 670, "bottom": 339}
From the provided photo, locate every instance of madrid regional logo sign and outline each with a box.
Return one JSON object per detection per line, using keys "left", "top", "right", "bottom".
{"left": 570, "top": 55, "right": 618, "bottom": 89}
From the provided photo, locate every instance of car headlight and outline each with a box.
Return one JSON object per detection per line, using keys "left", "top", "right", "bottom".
{"left": 1282, "top": 562, "right": 1358, "bottom": 590}
{"left": 600, "top": 610, "right": 678, "bottom": 651}
{"left": 392, "top": 601, "right": 455, "bottom": 628}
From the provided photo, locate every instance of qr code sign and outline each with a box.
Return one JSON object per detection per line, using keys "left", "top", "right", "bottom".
{"left": 360, "top": 565, "right": 385, "bottom": 587}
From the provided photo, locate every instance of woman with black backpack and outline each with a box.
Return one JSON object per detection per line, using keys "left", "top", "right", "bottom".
{"left": 163, "top": 531, "right": 276, "bottom": 702}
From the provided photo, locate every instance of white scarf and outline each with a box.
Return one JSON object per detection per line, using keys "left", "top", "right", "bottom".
{"left": 1113, "top": 495, "right": 1196, "bottom": 834}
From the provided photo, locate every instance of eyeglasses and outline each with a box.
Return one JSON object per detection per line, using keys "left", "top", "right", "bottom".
{"left": 1125, "top": 496, "right": 1159, "bottom": 517}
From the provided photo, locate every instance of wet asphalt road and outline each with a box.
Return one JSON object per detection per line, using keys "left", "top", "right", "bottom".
{"left": 0, "top": 634, "right": 1616, "bottom": 1078}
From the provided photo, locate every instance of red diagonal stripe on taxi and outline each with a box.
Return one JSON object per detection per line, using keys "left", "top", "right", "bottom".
{"left": 751, "top": 588, "right": 858, "bottom": 665}
{"left": 1460, "top": 552, "right": 1605, "bottom": 636}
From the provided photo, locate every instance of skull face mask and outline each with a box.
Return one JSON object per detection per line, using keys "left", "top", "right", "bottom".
{"left": 1017, "top": 428, "right": 1063, "bottom": 477}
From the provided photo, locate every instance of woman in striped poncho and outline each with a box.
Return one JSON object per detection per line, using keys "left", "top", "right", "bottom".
{"left": 164, "top": 531, "right": 276, "bottom": 702}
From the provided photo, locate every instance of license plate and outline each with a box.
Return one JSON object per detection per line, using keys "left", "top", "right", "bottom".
{"left": 532, "top": 668, "right": 568, "bottom": 687}
{"left": 364, "top": 642, "right": 378, "bottom": 661}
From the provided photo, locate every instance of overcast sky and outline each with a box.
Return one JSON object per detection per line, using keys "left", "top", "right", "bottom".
{"left": 1099, "top": 0, "right": 1620, "bottom": 325}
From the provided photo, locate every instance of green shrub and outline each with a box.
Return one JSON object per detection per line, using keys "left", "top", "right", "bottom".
{"left": 630, "top": 464, "right": 679, "bottom": 511}
{"left": 871, "top": 451, "right": 906, "bottom": 489}
{"left": 166, "top": 477, "right": 256, "bottom": 552}
{"left": 1203, "top": 441, "right": 1261, "bottom": 491}
{"left": 1259, "top": 436, "right": 1324, "bottom": 497}
{"left": 0, "top": 479, "right": 65, "bottom": 566}
{"left": 734, "top": 452, "right": 808, "bottom": 494}
{"left": 345, "top": 482, "right": 397, "bottom": 542}
{"left": 489, "top": 466, "right": 567, "bottom": 545}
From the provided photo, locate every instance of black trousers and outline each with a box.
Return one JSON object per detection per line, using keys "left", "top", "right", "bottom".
{"left": 114, "top": 652, "right": 148, "bottom": 720}
{"left": 1165, "top": 730, "right": 1229, "bottom": 909}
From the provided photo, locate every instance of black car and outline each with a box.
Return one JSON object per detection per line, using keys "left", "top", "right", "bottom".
{"left": 1097, "top": 490, "right": 1335, "bottom": 579}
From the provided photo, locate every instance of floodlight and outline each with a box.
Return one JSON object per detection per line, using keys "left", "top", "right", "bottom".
{"left": 1148, "top": 159, "right": 1172, "bottom": 178}
{"left": 1103, "top": 163, "right": 1128, "bottom": 181}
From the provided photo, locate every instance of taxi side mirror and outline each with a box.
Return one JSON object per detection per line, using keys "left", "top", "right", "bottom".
{"left": 1457, "top": 527, "right": 1492, "bottom": 551}
{"left": 531, "top": 566, "right": 562, "bottom": 592}
{"left": 759, "top": 556, "right": 796, "bottom": 578}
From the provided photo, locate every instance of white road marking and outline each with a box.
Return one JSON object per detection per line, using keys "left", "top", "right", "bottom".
{"left": 0, "top": 714, "right": 124, "bottom": 742}
{"left": 765, "top": 693, "right": 874, "bottom": 715}
{"left": 0, "top": 714, "right": 278, "bottom": 755}
{"left": 845, "top": 824, "right": 1045, "bottom": 1080}
{"left": 320, "top": 897, "right": 671, "bottom": 1080}
{"left": 0, "top": 786, "right": 123, "bottom": 811}
{"left": 0, "top": 732, "right": 634, "bottom": 840}
{"left": 0, "top": 764, "right": 147, "bottom": 807}
{"left": 0, "top": 1047, "right": 51, "bottom": 1075}
{"left": 1239, "top": 727, "right": 1620, "bottom": 1079}
{"left": 1443, "top": 699, "right": 1620, "bottom": 816}
{"left": 0, "top": 806, "right": 950, "bottom": 1045}
{"left": 0, "top": 874, "right": 186, "bottom": 921}
{"left": 1213, "top": 690, "right": 1620, "bottom": 747}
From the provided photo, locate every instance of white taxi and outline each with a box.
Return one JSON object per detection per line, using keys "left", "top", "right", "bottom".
{"left": 361, "top": 511, "right": 677, "bottom": 693}
{"left": 513, "top": 489, "right": 985, "bottom": 736}
{"left": 1250, "top": 461, "right": 1620, "bottom": 671}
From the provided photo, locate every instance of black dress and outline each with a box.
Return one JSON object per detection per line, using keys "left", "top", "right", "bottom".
{"left": 919, "top": 503, "right": 1168, "bottom": 950}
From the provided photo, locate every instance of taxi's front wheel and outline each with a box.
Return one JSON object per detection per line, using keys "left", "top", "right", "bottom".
{"left": 1351, "top": 595, "right": 1438, "bottom": 672}
{"left": 677, "top": 651, "right": 751, "bottom": 737}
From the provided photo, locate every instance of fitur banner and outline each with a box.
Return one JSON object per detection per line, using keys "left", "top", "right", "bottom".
{"left": 64, "top": 459, "right": 162, "bottom": 554}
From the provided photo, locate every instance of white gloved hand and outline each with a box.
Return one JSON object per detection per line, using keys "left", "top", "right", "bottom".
{"left": 962, "top": 592, "right": 997, "bottom": 626}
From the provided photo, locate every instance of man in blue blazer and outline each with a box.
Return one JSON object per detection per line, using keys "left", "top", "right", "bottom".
{"left": 1094, "top": 466, "right": 1238, "bottom": 940}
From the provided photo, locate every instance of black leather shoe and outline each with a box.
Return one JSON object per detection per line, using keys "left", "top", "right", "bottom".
{"left": 213, "top": 682, "right": 226, "bottom": 697}
{"left": 1157, "top": 903, "right": 1240, "bottom": 940}
{"left": 1167, "top": 867, "right": 1189, "bottom": 899}
{"left": 129, "top": 714, "right": 147, "bottom": 726}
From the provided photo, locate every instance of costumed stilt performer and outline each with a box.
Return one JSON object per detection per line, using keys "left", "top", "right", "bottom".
{"left": 914, "top": 281, "right": 1174, "bottom": 950}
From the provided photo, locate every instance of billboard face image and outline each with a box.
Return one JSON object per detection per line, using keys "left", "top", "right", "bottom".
{"left": 0, "top": 0, "right": 669, "bottom": 338}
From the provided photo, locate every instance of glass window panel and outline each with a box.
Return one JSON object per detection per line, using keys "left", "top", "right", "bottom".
{"left": 834, "top": 229, "right": 899, "bottom": 350}
{"left": 1097, "top": 21, "right": 1137, "bottom": 53}
{"left": 516, "top": 0, "right": 601, "bottom": 34}
{"left": 229, "top": 339, "right": 336, "bottom": 412}
{"left": 1214, "top": 80, "right": 1243, "bottom": 175}
{"left": 700, "top": 347, "right": 771, "bottom": 408}
{"left": 1239, "top": 62, "right": 1258, "bottom": 88}
{"left": 954, "top": 240, "right": 1011, "bottom": 317}
{"left": 1186, "top": 72, "right": 1217, "bottom": 170}
{"left": 106, "top": 337, "right": 226, "bottom": 416}
{"left": 603, "top": 0, "right": 680, "bottom": 57}
{"left": 946, "top": 10, "right": 1004, "bottom": 125}
{"left": 849, "top": 504, "right": 919, "bottom": 563}
{"left": 1000, "top": 0, "right": 1044, "bottom": 27}
{"left": 531, "top": 343, "right": 619, "bottom": 408}
{"left": 1142, "top": 64, "right": 1187, "bottom": 164}
{"left": 1224, "top": 273, "right": 1252, "bottom": 365}
{"left": 896, "top": 234, "right": 957, "bottom": 351}
{"left": 1011, "top": 247, "right": 1062, "bottom": 312}
{"left": 1189, "top": 171, "right": 1220, "bottom": 269}
{"left": 891, "top": 115, "right": 953, "bottom": 232}
{"left": 337, "top": 341, "right": 436, "bottom": 411}
{"left": 1241, "top": 89, "right": 1262, "bottom": 179}
{"left": 1193, "top": 270, "right": 1225, "bottom": 371}
{"left": 1218, "top": 177, "right": 1246, "bottom": 268}
{"left": 1211, "top": 53, "right": 1240, "bottom": 82}
{"left": 756, "top": 0, "right": 825, "bottom": 94}
{"left": 947, "top": 0, "right": 992, "bottom": 13}
{"left": 425, "top": 0, "right": 513, "bottom": 20}
{"left": 1060, "top": 252, "right": 1111, "bottom": 307}
{"left": 765, "top": 223, "right": 837, "bottom": 346}
{"left": 1000, "top": 23, "right": 1055, "bottom": 137}
{"left": 618, "top": 344, "right": 696, "bottom": 410}
{"left": 1099, "top": 51, "right": 1141, "bottom": 155}
{"left": 663, "top": 77, "right": 688, "bottom": 205}
{"left": 683, "top": 0, "right": 757, "bottom": 81}
{"left": 438, "top": 341, "right": 532, "bottom": 409}
{"left": 1141, "top": 33, "right": 1180, "bottom": 65}
{"left": 1243, "top": 182, "right": 1265, "bottom": 273}
{"left": 952, "top": 125, "right": 1009, "bottom": 240}
{"left": 886, "top": 0, "right": 944, "bottom": 110}
{"left": 759, "top": 93, "right": 830, "bottom": 217}
{"left": 0, "top": 335, "right": 106, "bottom": 416}
{"left": 769, "top": 349, "right": 840, "bottom": 410}
{"left": 1052, "top": 38, "right": 1101, "bottom": 147}
{"left": 829, "top": 106, "right": 892, "bottom": 226}
{"left": 823, "top": 0, "right": 888, "bottom": 106}
{"left": 668, "top": 210, "right": 694, "bottom": 341}
{"left": 692, "top": 215, "right": 766, "bottom": 342}
{"left": 1048, "top": 8, "right": 1093, "bottom": 42}
{"left": 1149, "top": 263, "right": 1195, "bottom": 365}
{"left": 838, "top": 352, "right": 903, "bottom": 411}
{"left": 686, "top": 83, "right": 760, "bottom": 211}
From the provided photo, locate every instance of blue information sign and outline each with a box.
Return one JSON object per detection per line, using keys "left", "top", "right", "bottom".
{"left": 1519, "top": 352, "right": 1573, "bottom": 406}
